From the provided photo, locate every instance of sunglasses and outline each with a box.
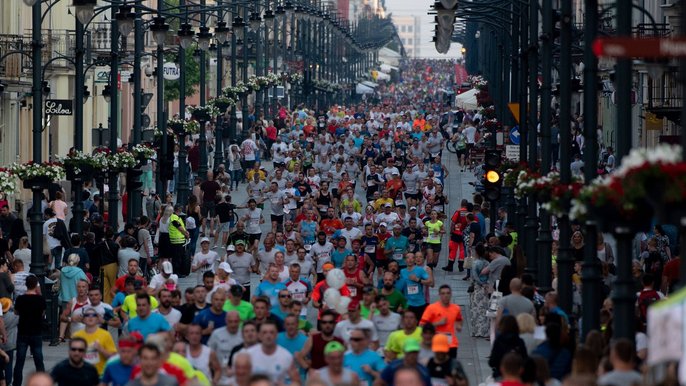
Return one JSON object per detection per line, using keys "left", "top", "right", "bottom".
{"left": 84, "top": 313, "right": 98, "bottom": 318}
{"left": 320, "top": 320, "right": 335, "bottom": 325}
{"left": 350, "top": 337, "right": 365, "bottom": 342}
{"left": 279, "top": 294, "right": 291, "bottom": 298}
{"left": 70, "top": 347, "right": 86, "bottom": 352}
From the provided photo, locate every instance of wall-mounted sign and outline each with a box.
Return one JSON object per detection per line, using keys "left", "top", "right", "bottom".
{"left": 163, "top": 62, "right": 180, "bottom": 80}
{"left": 44, "top": 99, "right": 73, "bottom": 116}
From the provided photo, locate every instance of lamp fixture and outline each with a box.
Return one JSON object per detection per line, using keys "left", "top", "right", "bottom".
{"left": 73, "top": 0, "right": 97, "bottom": 25}
{"left": 249, "top": 11, "right": 262, "bottom": 30}
{"left": 214, "top": 21, "right": 230, "bottom": 44}
{"left": 83, "top": 85, "right": 91, "bottom": 103}
{"left": 178, "top": 23, "right": 195, "bottom": 49}
{"left": 102, "top": 84, "right": 111, "bottom": 103}
{"left": 115, "top": 4, "right": 136, "bottom": 37}
{"left": 264, "top": 9, "right": 275, "bottom": 21}
{"left": 232, "top": 16, "right": 245, "bottom": 41}
{"left": 23, "top": 0, "right": 39, "bottom": 6}
{"left": 196, "top": 26, "right": 212, "bottom": 51}
{"left": 150, "top": 16, "right": 170, "bottom": 46}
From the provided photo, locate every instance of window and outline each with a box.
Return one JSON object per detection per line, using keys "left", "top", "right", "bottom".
{"left": 401, "top": 25, "right": 406, "bottom": 32}
{"left": 407, "top": 38, "right": 412, "bottom": 45}
{"left": 408, "top": 26, "right": 413, "bottom": 32}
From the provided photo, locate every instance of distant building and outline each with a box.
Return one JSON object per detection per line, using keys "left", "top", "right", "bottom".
{"left": 392, "top": 16, "right": 420, "bottom": 58}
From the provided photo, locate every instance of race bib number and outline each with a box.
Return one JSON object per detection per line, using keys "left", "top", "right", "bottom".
{"left": 407, "top": 285, "right": 419, "bottom": 295}
{"left": 84, "top": 348, "right": 99, "bottom": 365}
{"left": 393, "top": 252, "right": 404, "bottom": 261}
{"left": 293, "top": 292, "right": 306, "bottom": 301}
{"left": 349, "top": 287, "right": 357, "bottom": 297}
{"left": 365, "top": 245, "right": 376, "bottom": 254}
{"left": 431, "top": 378, "right": 449, "bottom": 386}
{"left": 318, "top": 252, "right": 330, "bottom": 261}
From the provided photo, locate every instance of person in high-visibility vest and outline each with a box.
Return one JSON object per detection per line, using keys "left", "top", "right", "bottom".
{"left": 169, "top": 204, "right": 190, "bottom": 276}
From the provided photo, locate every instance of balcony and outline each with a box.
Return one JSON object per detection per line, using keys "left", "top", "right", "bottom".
{"left": 646, "top": 70, "right": 682, "bottom": 125}
{"left": 632, "top": 23, "right": 672, "bottom": 38}
{"left": 0, "top": 34, "right": 30, "bottom": 79}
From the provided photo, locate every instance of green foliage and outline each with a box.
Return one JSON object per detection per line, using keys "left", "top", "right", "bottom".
{"left": 163, "top": 44, "right": 201, "bottom": 102}
{"left": 161, "top": 0, "right": 200, "bottom": 103}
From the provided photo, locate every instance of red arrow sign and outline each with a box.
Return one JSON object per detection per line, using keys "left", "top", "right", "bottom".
{"left": 593, "top": 37, "right": 686, "bottom": 58}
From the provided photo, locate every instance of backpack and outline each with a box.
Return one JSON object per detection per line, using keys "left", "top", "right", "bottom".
{"left": 637, "top": 289, "right": 661, "bottom": 328}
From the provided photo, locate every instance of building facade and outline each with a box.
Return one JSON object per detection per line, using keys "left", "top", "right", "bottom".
{"left": 391, "top": 15, "right": 420, "bottom": 58}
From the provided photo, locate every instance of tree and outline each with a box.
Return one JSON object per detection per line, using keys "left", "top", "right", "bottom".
{"left": 163, "top": 44, "right": 201, "bottom": 102}
{"left": 162, "top": 0, "right": 200, "bottom": 102}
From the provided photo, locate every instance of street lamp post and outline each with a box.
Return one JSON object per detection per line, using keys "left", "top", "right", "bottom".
{"left": 556, "top": 0, "right": 574, "bottom": 315}
{"left": 29, "top": 1, "right": 46, "bottom": 283}
{"left": 176, "top": 0, "right": 191, "bottom": 207}
{"left": 524, "top": 0, "right": 539, "bottom": 282}
{"left": 72, "top": 12, "right": 86, "bottom": 237}
{"left": 197, "top": 0, "right": 210, "bottom": 180}
{"left": 581, "top": 0, "right": 602, "bottom": 340}
{"left": 214, "top": 0, "right": 227, "bottom": 168}
{"left": 537, "top": 0, "right": 553, "bottom": 288}
{"left": 108, "top": 2, "right": 121, "bottom": 232}
{"left": 129, "top": 0, "right": 144, "bottom": 223}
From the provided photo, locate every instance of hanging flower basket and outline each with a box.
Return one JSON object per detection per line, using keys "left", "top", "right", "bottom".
{"left": 187, "top": 105, "right": 219, "bottom": 121}
{"left": 105, "top": 148, "right": 137, "bottom": 172}
{"left": 208, "top": 96, "right": 233, "bottom": 113}
{"left": 571, "top": 144, "right": 686, "bottom": 228}
{"left": 131, "top": 144, "right": 156, "bottom": 160}
{"left": 60, "top": 150, "right": 107, "bottom": 180}
{"left": 223, "top": 83, "right": 249, "bottom": 100}
{"left": 0, "top": 169, "right": 16, "bottom": 196}
{"left": 167, "top": 119, "right": 199, "bottom": 136}
{"left": 10, "top": 161, "right": 65, "bottom": 189}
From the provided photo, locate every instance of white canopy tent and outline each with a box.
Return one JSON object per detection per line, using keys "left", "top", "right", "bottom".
{"left": 375, "top": 71, "right": 391, "bottom": 81}
{"left": 378, "top": 47, "right": 401, "bottom": 66}
{"left": 455, "top": 88, "right": 478, "bottom": 110}
{"left": 379, "top": 64, "right": 399, "bottom": 73}
{"left": 356, "top": 83, "right": 375, "bottom": 94}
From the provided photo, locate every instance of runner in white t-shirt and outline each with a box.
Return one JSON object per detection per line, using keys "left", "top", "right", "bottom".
{"left": 245, "top": 321, "right": 294, "bottom": 383}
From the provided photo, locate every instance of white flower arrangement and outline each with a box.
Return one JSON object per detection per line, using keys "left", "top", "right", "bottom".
{"left": 131, "top": 144, "right": 156, "bottom": 159}
{"left": 223, "top": 83, "right": 250, "bottom": 99}
{"left": 10, "top": 161, "right": 66, "bottom": 181}
{"left": 187, "top": 105, "right": 220, "bottom": 120}
{"left": 59, "top": 150, "right": 108, "bottom": 172}
{"left": 106, "top": 150, "right": 137, "bottom": 170}
{"left": 167, "top": 119, "right": 200, "bottom": 135}
{"left": 289, "top": 73, "right": 304, "bottom": 83}
{"left": 612, "top": 144, "right": 682, "bottom": 179}
{"left": 0, "top": 169, "right": 16, "bottom": 195}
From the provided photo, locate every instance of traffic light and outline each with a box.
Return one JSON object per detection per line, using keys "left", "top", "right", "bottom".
{"left": 126, "top": 167, "right": 144, "bottom": 192}
{"left": 482, "top": 150, "right": 502, "bottom": 202}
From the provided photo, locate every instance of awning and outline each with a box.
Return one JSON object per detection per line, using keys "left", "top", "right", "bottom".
{"left": 356, "top": 83, "right": 375, "bottom": 94}
{"left": 455, "top": 88, "right": 478, "bottom": 110}
{"left": 361, "top": 80, "right": 378, "bottom": 88}
{"left": 379, "top": 64, "right": 399, "bottom": 73}
{"left": 375, "top": 71, "right": 391, "bottom": 81}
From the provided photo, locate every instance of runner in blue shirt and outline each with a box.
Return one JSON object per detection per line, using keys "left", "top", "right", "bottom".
{"left": 399, "top": 254, "right": 430, "bottom": 320}
{"left": 344, "top": 329, "right": 387, "bottom": 385}
{"left": 385, "top": 225, "right": 410, "bottom": 268}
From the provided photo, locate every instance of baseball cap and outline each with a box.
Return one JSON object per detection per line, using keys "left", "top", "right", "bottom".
{"left": 235, "top": 239, "right": 246, "bottom": 246}
{"left": 227, "top": 244, "right": 236, "bottom": 251}
{"left": 432, "top": 334, "right": 450, "bottom": 353}
{"left": 403, "top": 339, "right": 421, "bottom": 353}
{"left": 347, "top": 300, "right": 360, "bottom": 311}
{"left": 322, "top": 262, "right": 335, "bottom": 272}
{"left": 200, "top": 237, "right": 210, "bottom": 244}
{"left": 384, "top": 203, "right": 392, "bottom": 208}
{"left": 393, "top": 223, "right": 402, "bottom": 229}
{"left": 162, "top": 261, "right": 173, "bottom": 274}
{"left": 218, "top": 262, "right": 234, "bottom": 273}
{"left": 379, "top": 222, "right": 388, "bottom": 228}
{"left": 409, "top": 207, "right": 417, "bottom": 211}
{"left": 324, "top": 341, "right": 346, "bottom": 355}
